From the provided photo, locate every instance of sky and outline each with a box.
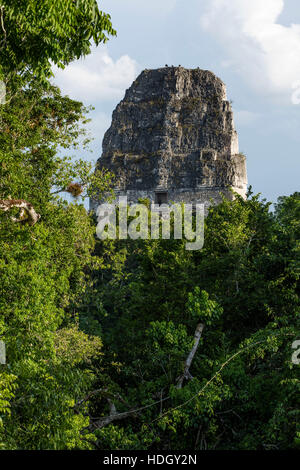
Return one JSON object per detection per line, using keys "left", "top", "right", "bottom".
{"left": 54, "top": 0, "right": 300, "bottom": 204}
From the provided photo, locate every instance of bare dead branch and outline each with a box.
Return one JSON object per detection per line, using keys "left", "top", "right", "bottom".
{"left": 176, "top": 323, "right": 204, "bottom": 389}
{"left": 0, "top": 6, "right": 7, "bottom": 46}
{"left": 88, "top": 408, "right": 135, "bottom": 432}
{"left": 86, "top": 395, "right": 170, "bottom": 432}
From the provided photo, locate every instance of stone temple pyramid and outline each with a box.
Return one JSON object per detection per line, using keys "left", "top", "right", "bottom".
{"left": 91, "top": 66, "right": 247, "bottom": 211}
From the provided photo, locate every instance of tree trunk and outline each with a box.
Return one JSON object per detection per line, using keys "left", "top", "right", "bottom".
{"left": 176, "top": 323, "right": 204, "bottom": 389}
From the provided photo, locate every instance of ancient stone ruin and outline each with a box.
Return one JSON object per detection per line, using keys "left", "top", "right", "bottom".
{"left": 91, "top": 66, "right": 247, "bottom": 210}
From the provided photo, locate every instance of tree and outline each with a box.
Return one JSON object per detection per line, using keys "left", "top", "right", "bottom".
{"left": 0, "top": 76, "right": 113, "bottom": 449}
{"left": 0, "top": 79, "right": 112, "bottom": 204}
{"left": 0, "top": 0, "right": 117, "bottom": 450}
{"left": 81, "top": 193, "right": 299, "bottom": 450}
{"left": 0, "top": 0, "right": 116, "bottom": 86}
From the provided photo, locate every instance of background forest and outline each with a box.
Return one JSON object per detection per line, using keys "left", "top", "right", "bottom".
{"left": 0, "top": 1, "right": 299, "bottom": 450}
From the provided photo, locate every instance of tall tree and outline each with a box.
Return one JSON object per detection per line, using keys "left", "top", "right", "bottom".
{"left": 0, "top": 0, "right": 116, "bottom": 86}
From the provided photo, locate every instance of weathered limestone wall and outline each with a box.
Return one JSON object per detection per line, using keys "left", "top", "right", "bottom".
{"left": 91, "top": 66, "right": 247, "bottom": 211}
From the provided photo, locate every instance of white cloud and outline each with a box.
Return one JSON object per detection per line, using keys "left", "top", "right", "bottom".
{"left": 201, "top": 0, "right": 300, "bottom": 99}
{"left": 53, "top": 47, "right": 139, "bottom": 103}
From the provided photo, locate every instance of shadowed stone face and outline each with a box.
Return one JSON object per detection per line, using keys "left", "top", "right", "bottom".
{"left": 91, "top": 67, "right": 247, "bottom": 210}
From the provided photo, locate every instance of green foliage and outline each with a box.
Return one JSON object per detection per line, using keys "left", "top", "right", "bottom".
{"left": 145, "top": 321, "right": 194, "bottom": 384}
{"left": 0, "top": 197, "right": 106, "bottom": 449}
{"left": 0, "top": 3, "right": 298, "bottom": 449}
{"left": 0, "top": 50, "right": 112, "bottom": 450}
{"left": 0, "top": 79, "right": 113, "bottom": 205}
{"left": 187, "top": 288, "right": 223, "bottom": 325}
{"left": 0, "top": 0, "right": 116, "bottom": 87}
{"left": 85, "top": 191, "right": 299, "bottom": 450}
{"left": 0, "top": 371, "right": 16, "bottom": 418}
{"left": 55, "top": 325, "right": 103, "bottom": 366}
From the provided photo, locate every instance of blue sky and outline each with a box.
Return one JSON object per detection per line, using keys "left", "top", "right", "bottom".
{"left": 54, "top": 0, "right": 300, "bottom": 204}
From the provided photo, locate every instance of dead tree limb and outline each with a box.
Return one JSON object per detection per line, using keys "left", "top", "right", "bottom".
{"left": 0, "top": 6, "right": 7, "bottom": 46}
{"left": 176, "top": 323, "right": 204, "bottom": 389}
{"left": 78, "top": 388, "right": 136, "bottom": 432}
{"left": 88, "top": 408, "right": 135, "bottom": 432}
{"left": 84, "top": 395, "right": 170, "bottom": 433}
{"left": 74, "top": 388, "right": 106, "bottom": 410}
{"left": 0, "top": 199, "right": 40, "bottom": 226}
